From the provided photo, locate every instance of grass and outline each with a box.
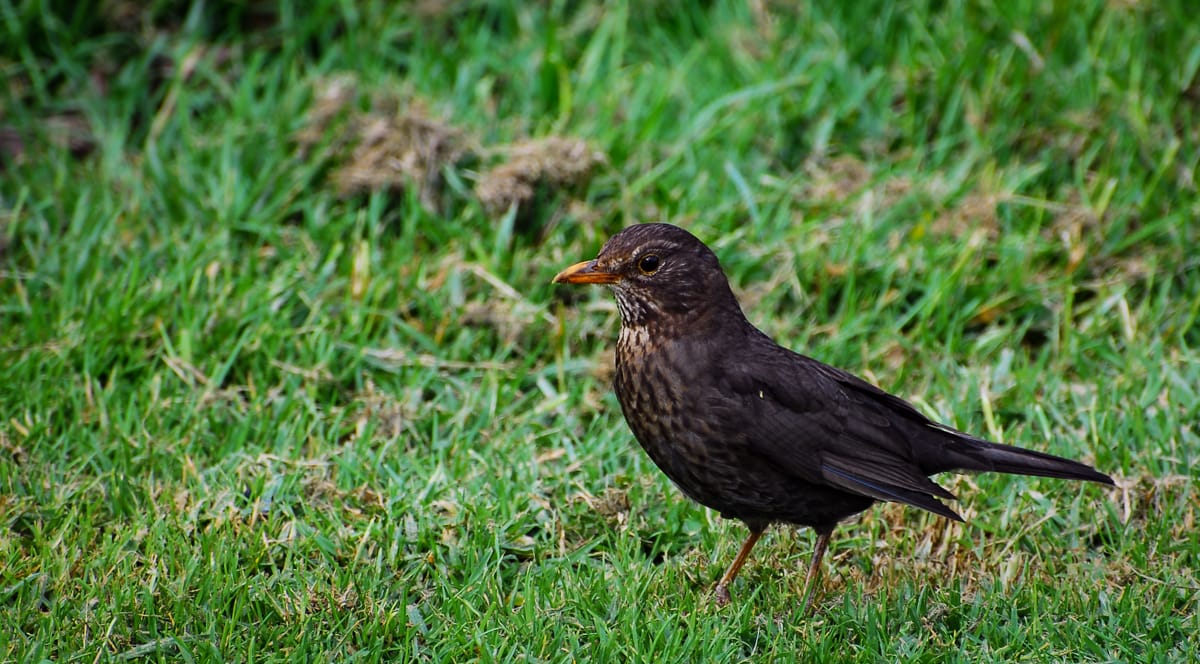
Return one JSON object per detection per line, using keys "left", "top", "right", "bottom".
{"left": 1, "top": 0, "right": 1198, "bottom": 660}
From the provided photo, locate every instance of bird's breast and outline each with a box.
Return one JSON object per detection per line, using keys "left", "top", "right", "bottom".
{"left": 613, "top": 328, "right": 731, "bottom": 490}
{"left": 614, "top": 324, "right": 683, "bottom": 432}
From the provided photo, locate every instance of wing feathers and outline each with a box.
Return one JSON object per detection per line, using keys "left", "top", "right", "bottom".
{"left": 821, "top": 464, "right": 964, "bottom": 522}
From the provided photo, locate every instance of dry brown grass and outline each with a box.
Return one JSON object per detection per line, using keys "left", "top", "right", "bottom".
{"left": 474, "top": 136, "right": 607, "bottom": 220}
{"left": 295, "top": 76, "right": 606, "bottom": 225}
{"left": 295, "top": 75, "right": 472, "bottom": 211}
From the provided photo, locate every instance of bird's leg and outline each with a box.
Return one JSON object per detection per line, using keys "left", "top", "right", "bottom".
{"left": 799, "top": 529, "right": 833, "bottom": 615}
{"left": 714, "top": 528, "right": 764, "bottom": 606}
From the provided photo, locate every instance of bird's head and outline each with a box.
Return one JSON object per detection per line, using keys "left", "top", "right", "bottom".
{"left": 553, "top": 223, "right": 744, "bottom": 330}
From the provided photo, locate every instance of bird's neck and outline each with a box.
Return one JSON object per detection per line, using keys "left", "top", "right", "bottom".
{"left": 618, "top": 298, "right": 751, "bottom": 349}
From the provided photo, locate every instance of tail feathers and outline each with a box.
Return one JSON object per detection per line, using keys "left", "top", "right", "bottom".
{"left": 948, "top": 435, "right": 1115, "bottom": 486}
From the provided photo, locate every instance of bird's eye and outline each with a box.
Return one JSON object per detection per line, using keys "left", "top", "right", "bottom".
{"left": 638, "top": 254, "right": 661, "bottom": 274}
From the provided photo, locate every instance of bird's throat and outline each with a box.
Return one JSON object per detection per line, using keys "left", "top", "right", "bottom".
{"left": 617, "top": 324, "right": 654, "bottom": 354}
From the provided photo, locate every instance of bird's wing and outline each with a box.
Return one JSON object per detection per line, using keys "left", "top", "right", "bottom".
{"left": 724, "top": 340, "right": 965, "bottom": 521}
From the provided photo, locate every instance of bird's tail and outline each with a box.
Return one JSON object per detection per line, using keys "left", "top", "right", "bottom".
{"left": 937, "top": 429, "right": 1115, "bottom": 486}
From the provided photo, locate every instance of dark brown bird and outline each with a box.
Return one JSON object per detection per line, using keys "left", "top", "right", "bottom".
{"left": 553, "top": 223, "right": 1113, "bottom": 610}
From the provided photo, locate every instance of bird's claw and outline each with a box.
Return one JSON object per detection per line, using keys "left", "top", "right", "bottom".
{"left": 714, "top": 584, "right": 732, "bottom": 606}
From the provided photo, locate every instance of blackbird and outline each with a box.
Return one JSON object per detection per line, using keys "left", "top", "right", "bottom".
{"left": 553, "top": 222, "right": 1114, "bottom": 610}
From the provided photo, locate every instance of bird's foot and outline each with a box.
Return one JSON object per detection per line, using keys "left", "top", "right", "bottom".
{"left": 713, "top": 584, "right": 732, "bottom": 606}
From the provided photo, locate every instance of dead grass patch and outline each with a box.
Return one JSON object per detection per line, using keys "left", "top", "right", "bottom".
{"left": 1110, "top": 473, "right": 1196, "bottom": 532}
{"left": 0, "top": 428, "right": 27, "bottom": 465}
{"left": 583, "top": 485, "right": 633, "bottom": 527}
{"left": 0, "top": 112, "right": 97, "bottom": 167}
{"left": 347, "top": 379, "right": 414, "bottom": 444}
{"left": 802, "top": 154, "right": 876, "bottom": 204}
{"left": 474, "top": 136, "right": 606, "bottom": 222}
{"left": 304, "top": 476, "right": 387, "bottom": 517}
{"left": 927, "top": 189, "right": 1004, "bottom": 241}
{"left": 295, "top": 75, "right": 472, "bottom": 212}
{"left": 296, "top": 76, "right": 605, "bottom": 224}
{"left": 331, "top": 107, "right": 468, "bottom": 210}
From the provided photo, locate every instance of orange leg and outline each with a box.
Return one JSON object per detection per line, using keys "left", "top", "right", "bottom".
{"left": 799, "top": 529, "right": 832, "bottom": 614}
{"left": 713, "top": 528, "right": 763, "bottom": 605}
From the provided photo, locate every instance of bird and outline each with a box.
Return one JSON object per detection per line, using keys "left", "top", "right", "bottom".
{"left": 553, "top": 222, "right": 1114, "bottom": 610}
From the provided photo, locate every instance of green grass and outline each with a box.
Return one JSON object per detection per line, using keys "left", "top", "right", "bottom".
{"left": 2, "top": 0, "right": 1198, "bottom": 660}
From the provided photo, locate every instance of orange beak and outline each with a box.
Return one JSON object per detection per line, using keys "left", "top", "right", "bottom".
{"left": 553, "top": 260, "right": 620, "bottom": 285}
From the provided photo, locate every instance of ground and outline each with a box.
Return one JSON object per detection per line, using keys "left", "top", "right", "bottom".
{"left": 1, "top": 1, "right": 1197, "bottom": 661}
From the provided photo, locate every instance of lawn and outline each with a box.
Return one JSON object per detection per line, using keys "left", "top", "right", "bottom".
{"left": 1, "top": 0, "right": 1198, "bottom": 661}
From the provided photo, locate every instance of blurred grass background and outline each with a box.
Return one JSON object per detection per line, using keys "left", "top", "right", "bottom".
{"left": 1, "top": 0, "right": 1197, "bottom": 660}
